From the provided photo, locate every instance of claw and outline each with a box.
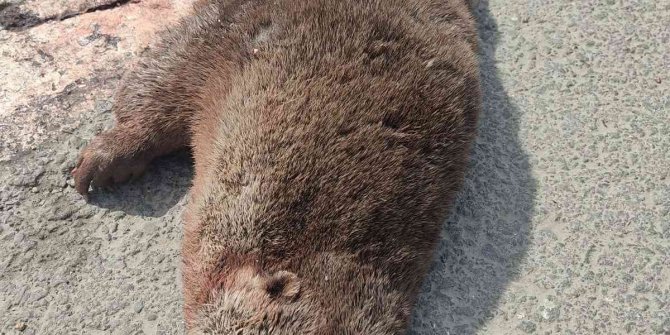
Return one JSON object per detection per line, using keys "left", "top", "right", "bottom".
{"left": 73, "top": 155, "right": 96, "bottom": 196}
{"left": 74, "top": 169, "right": 93, "bottom": 196}
{"left": 69, "top": 131, "right": 149, "bottom": 198}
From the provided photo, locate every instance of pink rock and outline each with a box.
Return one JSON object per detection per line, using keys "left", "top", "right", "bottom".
{"left": 0, "top": 0, "right": 196, "bottom": 159}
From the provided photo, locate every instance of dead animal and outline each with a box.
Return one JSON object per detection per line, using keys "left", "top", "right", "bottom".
{"left": 72, "top": 0, "right": 481, "bottom": 333}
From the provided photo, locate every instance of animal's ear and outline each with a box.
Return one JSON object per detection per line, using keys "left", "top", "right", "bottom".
{"left": 263, "top": 271, "right": 301, "bottom": 300}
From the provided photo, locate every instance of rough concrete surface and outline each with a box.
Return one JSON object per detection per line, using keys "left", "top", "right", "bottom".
{"left": 0, "top": 0, "right": 668, "bottom": 334}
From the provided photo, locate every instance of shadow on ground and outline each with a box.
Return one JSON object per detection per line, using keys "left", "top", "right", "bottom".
{"left": 410, "top": 2, "right": 537, "bottom": 334}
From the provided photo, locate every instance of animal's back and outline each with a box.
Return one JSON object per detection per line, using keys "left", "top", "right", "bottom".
{"left": 187, "top": 0, "right": 480, "bottom": 309}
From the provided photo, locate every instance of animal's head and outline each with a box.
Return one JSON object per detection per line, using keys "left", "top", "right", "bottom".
{"left": 185, "top": 256, "right": 411, "bottom": 335}
{"left": 189, "top": 267, "right": 317, "bottom": 334}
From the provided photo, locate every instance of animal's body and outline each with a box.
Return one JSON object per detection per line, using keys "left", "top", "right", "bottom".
{"left": 73, "top": 0, "right": 481, "bottom": 333}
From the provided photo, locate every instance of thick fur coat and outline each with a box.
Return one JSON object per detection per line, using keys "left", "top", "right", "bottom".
{"left": 73, "top": 0, "right": 481, "bottom": 333}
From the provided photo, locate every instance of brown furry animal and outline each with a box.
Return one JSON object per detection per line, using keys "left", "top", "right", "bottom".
{"left": 73, "top": 0, "right": 481, "bottom": 333}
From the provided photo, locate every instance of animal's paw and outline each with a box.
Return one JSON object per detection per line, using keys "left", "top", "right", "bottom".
{"left": 72, "top": 131, "right": 148, "bottom": 196}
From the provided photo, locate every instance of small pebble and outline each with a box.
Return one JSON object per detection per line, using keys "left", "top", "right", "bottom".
{"left": 15, "top": 322, "right": 27, "bottom": 331}
{"left": 519, "top": 320, "right": 537, "bottom": 333}
{"left": 133, "top": 301, "right": 144, "bottom": 313}
{"left": 78, "top": 37, "right": 91, "bottom": 46}
{"left": 147, "top": 313, "right": 157, "bottom": 321}
{"left": 14, "top": 232, "right": 25, "bottom": 243}
{"left": 30, "top": 288, "right": 48, "bottom": 302}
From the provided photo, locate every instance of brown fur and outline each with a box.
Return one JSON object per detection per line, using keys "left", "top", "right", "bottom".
{"left": 73, "top": 0, "right": 481, "bottom": 333}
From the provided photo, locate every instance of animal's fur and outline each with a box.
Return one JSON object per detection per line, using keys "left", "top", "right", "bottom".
{"left": 72, "top": 0, "right": 481, "bottom": 333}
